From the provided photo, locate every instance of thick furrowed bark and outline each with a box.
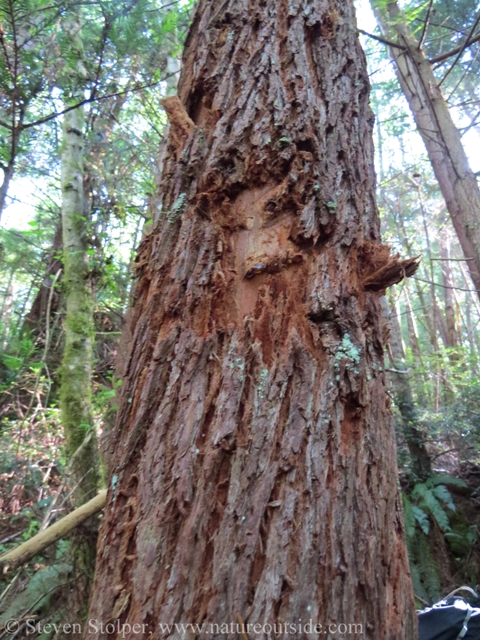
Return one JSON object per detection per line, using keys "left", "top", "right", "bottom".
{"left": 88, "top": 1, "right": 417, "bottom": 638}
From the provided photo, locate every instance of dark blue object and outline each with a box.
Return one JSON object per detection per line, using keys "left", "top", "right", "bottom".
{"left": 418, "top": 598, "right": 480, "bottom": 640}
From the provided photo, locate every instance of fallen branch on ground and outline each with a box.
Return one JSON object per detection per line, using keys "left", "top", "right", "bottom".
{"left": 0, "top": 490, "right": 107, "bottom": 571}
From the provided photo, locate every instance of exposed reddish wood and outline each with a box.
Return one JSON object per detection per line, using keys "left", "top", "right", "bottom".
{"left": 88, "top": 1, "right": 418, "bottom": 638}
{"left": 160, "top": 96, "right": 195, "bottom": 160}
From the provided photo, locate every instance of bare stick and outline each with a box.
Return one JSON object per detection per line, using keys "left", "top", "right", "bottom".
{"left": 0, "top": 490, "right": 107, "bottom": 570}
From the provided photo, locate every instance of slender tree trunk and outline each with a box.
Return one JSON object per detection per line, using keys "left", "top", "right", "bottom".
{"left": 60, "top": 101, "right": 100, "bottom": 624}
{"left": 87, "top": 1, "right": 418, "bottom": 638}
{"left": 382, "top": 298, "right": 432, "bottom": 481}
{"left": 387, "top": 294, "right": 406, "bottom": 358}
{"left": 461, "top": 285, "right": 480, "bottom": 373}
{"left": 416, "top": 180, "right": 443, "bottom": 349}
{"left": 403, "top": 288, "right": 427, "bottom": 404}
{"left": 438, "top": 238, "right": 460, "bottom": 399}
{"left": 61, "top": 103, "right": 98, "bottom": 505}
{"left": 459, "top": 260, "right": 480, "bottom": 362}
{"left": 374, "top": 103, "right": 385, "bottom": 182}
{"left": 0, "top": 112, "right": 24, "bottom": 220}
{"left": 0, "top": 269, "right": 14, "bottom": 325}
{"left": 23, "top": 220, "right": 63, "bottom": 335}
{"left": 439, "top": 233, "right": 459, "bottom": 352}
{"left": 0, "top": 269, "right": 15, "bottom": 352}
{"left": 371, "top": 0, "right": 480, "bottom": 302}
{"left": 394, "top": 203, "right": 436, "bottom": 348}
{"left": 404, "top": 286, "right": 422, "bottom": 362}
{"left": 0, "top": 160, "right": 15, "bottom": 219}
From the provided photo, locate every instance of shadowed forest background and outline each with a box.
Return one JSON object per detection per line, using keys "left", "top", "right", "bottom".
{"left": 1, "top": 0, "right": 480, "bottom": 632}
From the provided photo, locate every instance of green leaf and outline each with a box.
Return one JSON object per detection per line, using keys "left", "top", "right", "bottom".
{"left": 161, "top": 10, "right": 178, "bottom": 34}
{"left": 29, "top": 361, "right": 44, "bottom": 373}
{"left": 2, "top": 355, "right": 23, "bottom": 371}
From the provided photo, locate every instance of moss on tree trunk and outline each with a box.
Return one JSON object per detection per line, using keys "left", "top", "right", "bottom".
{"left": 60, "top": 102, "right": 99, "bottom": 624}
{"left": 60, "top": 104, "right": 98, "bottom": 504}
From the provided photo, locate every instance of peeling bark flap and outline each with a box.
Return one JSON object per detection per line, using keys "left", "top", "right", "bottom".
{"left": 362, "top": 254, "right": 421, "bottom": 291}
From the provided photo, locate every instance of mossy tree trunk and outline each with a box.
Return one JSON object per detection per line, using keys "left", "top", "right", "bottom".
{"left": 60, "top": 101, "right": 99, "bottom": 622}
{"left": 87, "top": 1, "right": 418, "bottom": 638}
{"left": 60, "top": 102, "right": 99, "bottom": 504}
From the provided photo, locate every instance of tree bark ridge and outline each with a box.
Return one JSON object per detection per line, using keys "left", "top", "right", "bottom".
{"left": 88, "top": 1, "right": 417, "bottom": 638}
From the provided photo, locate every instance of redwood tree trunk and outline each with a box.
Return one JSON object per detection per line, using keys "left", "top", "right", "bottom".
{"left": 87, "top": 1, "right": 417, "bottom": 638}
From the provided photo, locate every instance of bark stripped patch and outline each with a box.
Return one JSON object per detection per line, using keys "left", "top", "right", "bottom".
{"left": 87, "top": 0, "right": 419, "bottom": 638}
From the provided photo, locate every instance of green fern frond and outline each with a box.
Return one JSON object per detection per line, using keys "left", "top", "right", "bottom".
{"left": 412, "top": 482, "right": 428, "bottom": 500}
{"left": 412, "top": 483, "right": 451, "bottom": 532}
{"left": 424, "top": 491, "right": 450, "bottom": 531}
{"left": 416, "top": 533, "right": 442, "bottom": 601}
{"left": 432, "top": 484, "right": 456, "bottom": 512}
{"left": 410, "top": 560, "right": 430, "bottom": 604}
{"left": 413, "top": 505, "right": 430, "bottom": 535}
{"left": 429, "top": 473, "right": 467, "bottom": 489}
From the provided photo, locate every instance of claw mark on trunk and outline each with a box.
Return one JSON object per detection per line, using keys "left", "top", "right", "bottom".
{"left": 244, "top": 252, "right": 303, "bottom": 279}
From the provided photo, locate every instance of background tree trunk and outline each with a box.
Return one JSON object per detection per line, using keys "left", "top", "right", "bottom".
{"left": 60, "top": 103, "right": 99, "bottom": 506}
{"left": 0, "top": 160, "right": 15, "bottom": 220}
{"left": 88, "top": 1, "right": 418, "bottom": 638}
{"left": 60, "top": 101, "right": 99, "bottom": 623}
{"left": 0, "top": 113, "right": 24, "bottom": 220}
{"left": 439, "top": 233, "right": 459, "bottom": 353}
{"left": 161, "top": 0, "right": 181, "bottom": 95}
{"left": 371, "top": 0, "right": 480, "bottom": 302}
{"left": 23, "top": 221, "right": 63, "bottom": 335}
{"left": 382, "top": 298, "right": 432, "bottom": 481}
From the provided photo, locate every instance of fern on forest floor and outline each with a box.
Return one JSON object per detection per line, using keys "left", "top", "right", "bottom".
{"left": 403, "top": 473, "right": 476, "bottom": 603}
